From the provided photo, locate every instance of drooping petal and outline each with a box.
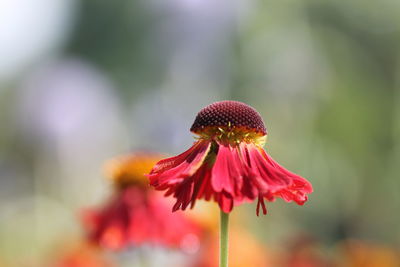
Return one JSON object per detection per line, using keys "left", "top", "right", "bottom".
{"left": 149, "top": 140, "right": 216, "bottom": 212}
{"left": 196, "top": 167, "right": 214, "bottom": 201}
{"left": 265, "top": 152, "right": 313, "bottom": 193}
{"left": 149, "top": 140, "right": 211, "bottom": 188}
{"left": 148, "top": 140, "right": 211, "bottom": 214}
{"left": 241, "top": 143, "right": 312, "bottom": 210}
{"left": 172, "top": 178, "right": 195, "bottom": 211}
{"left": 245, "top": 143, "right": 291, "bottom": 192}
{"left": 256, "top": 196, "right": 267, "bottom": 216}
{"left": 209, "top": 143, "right": 269, "bottom": 212}
{"left": 261, "top": 151, "right": 312, "bottom": 205}
{"left": 238, "top": 143, "right": 281, "bottom": 196}
{"left": 156, "top": 142, "right": 255, "bottom": 213}
{"left": 210, "top": 143, "right": 261, "bottom": 207}
{"left": 190, "top": 165, "right": 213, "bottom": 208}
{"left": 170, "top": 163, "right": 214, "bottom": 211}
{"left": 217, "top": 191, "right": 234, "bottom": 213}
{"left": 211, "top": 144, "right": 243, "bottom": 195}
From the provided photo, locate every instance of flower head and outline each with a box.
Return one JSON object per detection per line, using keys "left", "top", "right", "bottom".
{"left": 82, "top": 153, "right": 201, "bottom": 250}
{"left": 148, "top": 101, "right": 313, "bottom": 215}
{"left": 190, "top": 100, "right": 267, "bottom": 145}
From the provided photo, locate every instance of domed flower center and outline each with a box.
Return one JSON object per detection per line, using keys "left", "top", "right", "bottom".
{"left": 190, "top": 101, "right": 267, "bottom": 146}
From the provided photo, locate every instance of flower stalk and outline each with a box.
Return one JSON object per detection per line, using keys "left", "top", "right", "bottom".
{"left": 220, "top": 210, "right": 229, "bottom": 267}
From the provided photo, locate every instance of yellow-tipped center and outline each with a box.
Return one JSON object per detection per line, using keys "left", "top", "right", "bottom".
{"left": 195, "top": 124, "right": 267, "bottom": 147}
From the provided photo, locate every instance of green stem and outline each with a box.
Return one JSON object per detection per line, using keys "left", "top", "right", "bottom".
{"left": 219, "top": 210, "right": 230, "bottom": 267}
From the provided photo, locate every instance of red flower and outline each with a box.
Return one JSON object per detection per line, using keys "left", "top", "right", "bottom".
{"left": 148, "top": 101, "right": 312, "bottom": 215}
{"left": 82, "top": 153, "right": 201, "bottom": 250}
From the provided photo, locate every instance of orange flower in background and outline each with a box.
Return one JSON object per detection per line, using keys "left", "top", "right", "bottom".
{"left": 184, "top": 201, "right": 220, "bottom": 234}
{"left": 282, "top": 234, "right": 332, "bottom": 267}
{"left": 149, "top": 101, "right": 312, "bottom": 215}
{"left": 82, "top": 153, "right": 202, "bottom": 251}
{"left": 194, "top": 227, "right": 271, "bottom": 267}
{"left": 49, "top": 241, "right": 115, "bottom": 267}
{"left": 337, "top": 239, "right": 400, "bottom": 267}
{"left": 0, "top": 259, "right": 10, "bottom": 267}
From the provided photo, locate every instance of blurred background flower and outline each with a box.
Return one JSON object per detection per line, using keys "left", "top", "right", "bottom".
{"left": 47, "top": 240, "right": 116, "bottom": 267}
{"left": 1, "top": 0, "right": 400, "bottom": 266}
{"left": 82, "top": 153, "right": 202, "bottom": 252}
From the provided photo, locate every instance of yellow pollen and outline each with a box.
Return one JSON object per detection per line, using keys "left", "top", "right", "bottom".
{"left": 196, "top": 126, "right": 267, "bottom": 147}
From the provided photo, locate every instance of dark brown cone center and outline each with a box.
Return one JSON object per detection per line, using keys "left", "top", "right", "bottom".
{"left": 190, "top": 100, "right": 267, "bottom": 135}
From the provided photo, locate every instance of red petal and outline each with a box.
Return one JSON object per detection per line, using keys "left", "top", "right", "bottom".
{"left": 171, "top": 163, "right": 214, "bottom": 211}
{"left": 172, "top": 178, "right": 195, "bottom": 211}
{"left": 264, "top": 153, "right": 313, "bottom": 194}
{"left": 218, "top": 192, "right": 234, "bottom": 213}
{"left": 256, "top": 196, "right": 267, "bottom": 216}
{"left": 211, "top": 145, "right": 243, "bottom": 195}
{"left": 237, "top": 143, "right": 312, "bottom": 214}
{"left": 245, "top": 143, "right": 291, "bottom": 191}
{"left": 239, "top": 143, "right": 280, "bottom": 194}
{"left": 148, "top": 140, "right": 211, "bottom": 188}
{"left": 190, "top": 165, "right": 212, "bottom": 208}
{"left": 149, "top": 140, "right": 215, "bottom": 212}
